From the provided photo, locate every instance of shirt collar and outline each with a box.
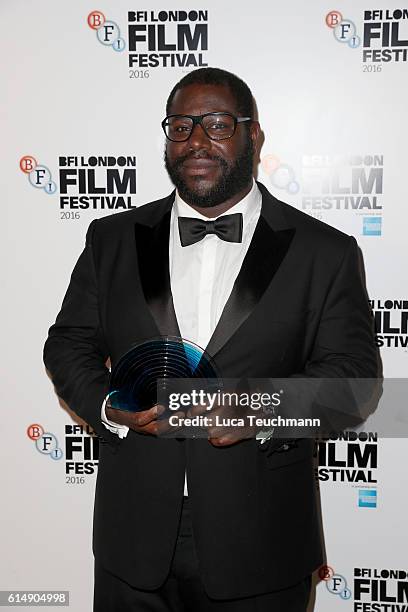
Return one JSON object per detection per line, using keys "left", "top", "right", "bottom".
{"left": 174, "top": 179, "right": 261, "bottom": 227}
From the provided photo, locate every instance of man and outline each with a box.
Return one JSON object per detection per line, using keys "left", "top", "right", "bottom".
{"left": 43, "top": 68, "right": 378, "bottom": 611}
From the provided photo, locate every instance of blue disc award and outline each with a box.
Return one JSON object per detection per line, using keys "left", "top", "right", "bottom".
{"left": 108, "top": 336, "right": 221, "bottom": 414}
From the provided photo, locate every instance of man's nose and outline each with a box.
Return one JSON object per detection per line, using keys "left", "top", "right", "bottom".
{"left": 188, "top": 122, "right": 211, "bottom": 150}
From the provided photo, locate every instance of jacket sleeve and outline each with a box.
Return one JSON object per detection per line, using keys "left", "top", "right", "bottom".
{"left": 260, "top": 236, "right": 382, "bottom": 453}
{"left": 43, "top": 220, "right": 119, "bottom": 445}
{"left": 294, "top": 235, "right": 382, "bottom": 431}
{"left": 298, "top": 235, "right": 379, "bottom": 379}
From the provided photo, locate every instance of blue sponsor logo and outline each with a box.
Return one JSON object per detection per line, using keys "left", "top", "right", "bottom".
{"left": 359, "top": 488, "right": 377, "bottom": 508}
{"left": 363, "top": 216, "right": 382, "bottom": 236}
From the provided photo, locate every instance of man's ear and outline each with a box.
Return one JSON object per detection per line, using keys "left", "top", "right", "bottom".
{"left": 250, "top": 120, "right": 261, "bottom": 149}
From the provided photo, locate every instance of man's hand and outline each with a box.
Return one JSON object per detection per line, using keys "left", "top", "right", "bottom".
{"left": 105, "top": 403, "right": 184, "bottom": 436}
{"left": 187, "top": 401, "right": 261, "bottom": 448}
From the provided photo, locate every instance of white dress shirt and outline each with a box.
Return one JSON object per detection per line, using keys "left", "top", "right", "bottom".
{"left": 102, "top": 180, "right": 263, "bottom": 495}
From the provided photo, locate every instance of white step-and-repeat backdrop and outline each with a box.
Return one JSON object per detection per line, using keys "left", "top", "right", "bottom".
{"left": 2, "top": 1, "right": 407, "bottom": 610}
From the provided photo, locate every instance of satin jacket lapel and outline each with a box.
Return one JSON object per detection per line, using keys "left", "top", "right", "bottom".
{"left": 133, "top": 183, "right": 295, "bottom": 361}
{"left": 205, "top": 184, "right": 295, "bottom": 358}
{"left": 134, "top": 196, "right": 181, "bottom": 339}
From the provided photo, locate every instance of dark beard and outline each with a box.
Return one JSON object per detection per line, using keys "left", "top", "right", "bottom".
{"left": 164, "top": 138, "right": 254, "bottom": 208}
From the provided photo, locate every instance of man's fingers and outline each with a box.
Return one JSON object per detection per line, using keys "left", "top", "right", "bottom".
{"left": 187, "top": 403, "right": 209, "bottom": 418}
{"left": 154, "top": 411, "right": 184, "bottom": 435}
{"left": 208, "top": 434, "right": 241, "bottom": 447}
{"left": 132, "top": 404, "right": 165, "bottom": 427}
{"left": 105, "top": 406, "right": 131, "bottom": 426}
{"left": 208, "top": 427, "right": 255, "bottom": 447}
{"left": 130, "top": 409, "right": 184, "bottom": 436}
{"left": 206, "top": 418, "right": 243, "bottom": 439}
{"left": 133, "top": 421, "right": 160, "bottom": 436}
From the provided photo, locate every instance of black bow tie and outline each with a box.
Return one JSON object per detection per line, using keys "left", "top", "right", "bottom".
{"left": 178, "top": 213, "right": 243, "bottom": 247}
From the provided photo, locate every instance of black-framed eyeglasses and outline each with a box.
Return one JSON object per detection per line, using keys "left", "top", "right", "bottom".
{"left": 161, "top": 112, "right": 252, "bottom": 142}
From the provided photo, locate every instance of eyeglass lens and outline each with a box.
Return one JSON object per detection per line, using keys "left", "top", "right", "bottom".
{"left": 164, "top": 114, "right": 235, "bottom": 141}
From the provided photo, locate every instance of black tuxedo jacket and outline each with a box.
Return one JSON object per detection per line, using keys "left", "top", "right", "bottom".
{"left": 43, "top": 181, "right": 378, "bottom": 599}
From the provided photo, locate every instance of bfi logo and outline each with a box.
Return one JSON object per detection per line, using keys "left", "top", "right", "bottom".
{"left": 27, "top": 423, "right": 63, "bottom": 461}
{"left": 87, "top": 11, "right": 126, "bottom": 52}
{"left": 319, "top": 565, "right": 352, "bottom": 600}
{"left": 20, "top": 156, "right": 57, "bottom": 195}
{"left": 326, "top": 11, "right": 361, "bottom": 49}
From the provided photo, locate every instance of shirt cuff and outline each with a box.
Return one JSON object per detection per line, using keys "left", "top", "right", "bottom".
{"left": 101, "top": 396, "right": 129, "bottom": 439}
